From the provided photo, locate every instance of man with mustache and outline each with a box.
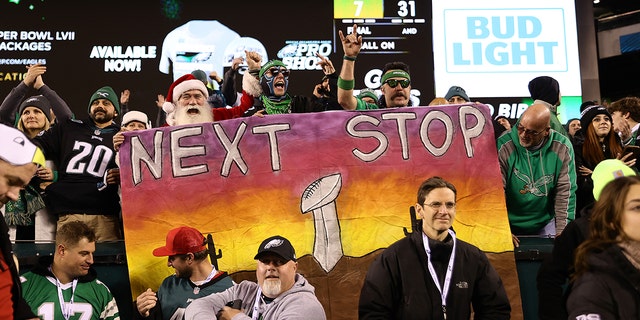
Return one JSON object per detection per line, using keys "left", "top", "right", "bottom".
{"left": 337, "top": 24, "right": 412, "bottom": 110}
{"left": 185, "top": 235, "right": 326, "bottom": 320}
{"left": 161, "top": 73, "right": 254, "bottom": 126}
{"left": 34, "top": 86, "right": 123, "bottom": 242}
{"left": 20, "top": 221, "right": 120, "bottom": 319}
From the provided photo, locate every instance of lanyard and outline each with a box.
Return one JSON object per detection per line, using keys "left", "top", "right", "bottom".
{"left": 47, "top": 267, "right": 78, "bottom": 320}
{"left": 193, "top": 265, "right": 218, "bottom": 294}
{"left": 422, "top": 229, "right": 456, "bottom": 320}
{"left": 251, "top": 287, "right": 263, "bottom": 320}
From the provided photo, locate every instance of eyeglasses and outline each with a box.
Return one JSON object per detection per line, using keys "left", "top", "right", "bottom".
{"left": 383, "top": 79, "right": 410, "bottom": 88}
{"left": 268, "top": 67, "right": 290, "bottom": 78}
{"left": 423, "top": 201, "right": 456, "bottom": 210}
{"left": 517, "top": 124, "right": 546, "bottom": 137}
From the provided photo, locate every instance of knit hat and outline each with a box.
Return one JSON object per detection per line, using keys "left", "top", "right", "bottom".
{"left": 592, "top": 159, "right": 636, "bottom": 200}
{"left": 162, "top": 73, "right": 210, "bottom": 116}
{"left": 88, "top": 86, "right": 120, "bottom": 114}
{"left": 190, "top": 69, "right": 208, "bottom": 85}
{"left": 580, "top": 105, "right": 610, "bottom": 132}
{"left": 0, "top": 123, "right": 46, "bottom": 167}
{"left": 152, "top": 226, "right": 207, "bottom": 256}
{"left": 254, "top": 235, "right": 296, "bottom": 262}
{"left": 444, "top": 86, "right": 470, "bottom": 102}
{"left": 357, "top": 88, "right": 378, "bottom": 102}
{"left": 122, "top": 110, "right": 149, "bottom": 128}
{"left": 564, "top": 117, "right": 580, "bottom": 132}
{"left": 528, "top": 76, "right": 560, "bottom": 106}
{"left": 580, "top": 100, "right": 597, "bottom": 113}
{"left": 18, "top": 95, "right": 51, "bottom": 121}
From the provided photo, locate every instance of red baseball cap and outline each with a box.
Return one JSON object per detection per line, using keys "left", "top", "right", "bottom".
{"left": 152, "top": 226, "right": 207, "bottom": 257}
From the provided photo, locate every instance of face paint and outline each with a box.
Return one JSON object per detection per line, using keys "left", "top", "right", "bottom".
{"left": 261, "top": 66, "right": 290, "bottom": 98}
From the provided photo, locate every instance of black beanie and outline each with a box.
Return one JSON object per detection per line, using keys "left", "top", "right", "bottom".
{"left": 18, "top": 95, "right": 51, "bottom": 121}
{"left": 579, "top": 100, "right": 596, "bottom": 113}
{"left": 580, "top": 105, "right": 611, "bottom": 131}
{"left": 528, "top": 76, "right": 560, "bottom": 106}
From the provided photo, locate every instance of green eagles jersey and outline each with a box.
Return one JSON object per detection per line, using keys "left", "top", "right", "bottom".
{"left": 156, "top": 272, "right": 234, "bottom": 320}
{"left": 20, "top": 271, "right": 119, "bottom": 320}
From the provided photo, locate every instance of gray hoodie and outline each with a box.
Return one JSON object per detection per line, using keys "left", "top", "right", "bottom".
{"left": 185, "top": 273, "right": 326, "bottom": 320}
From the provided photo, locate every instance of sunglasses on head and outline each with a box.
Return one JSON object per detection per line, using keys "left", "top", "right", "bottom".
{"left": 383, "top": 79, "right": 410, "bottom": 88}
{"left": 268, "top": 67, "right": 290, "bottom": 78}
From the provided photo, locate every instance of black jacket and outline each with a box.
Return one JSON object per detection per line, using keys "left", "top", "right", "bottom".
{"left": 358, "top": 230, "right": 511, "bottom": 319}
{"left": 567, "top": 244, "right": 640, "bottom": 319}
{"left": 536, "top": 203, "right": 592, "bottom": 320}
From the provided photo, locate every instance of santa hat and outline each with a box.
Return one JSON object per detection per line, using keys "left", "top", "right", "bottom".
{"left": 162, "top": 74, "right": 210, "bottom": 118}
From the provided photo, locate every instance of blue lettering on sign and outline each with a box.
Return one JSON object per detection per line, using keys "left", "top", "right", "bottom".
{"left": 467, "top": 16, "right": 542, "bottom": 39}
{"left": 451, "top": 15, "right": 558, "bottom": 66}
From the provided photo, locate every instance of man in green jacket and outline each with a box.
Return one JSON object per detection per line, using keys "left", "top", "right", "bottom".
{"left": 497, "top": 104, "right": 577, "bottom": 247}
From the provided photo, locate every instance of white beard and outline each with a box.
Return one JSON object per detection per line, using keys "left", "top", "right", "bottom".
{"left": 261, "top": 279, "right": 282, "bottom": 297}
{"left": 173, "top": 103, "right": 213, "bottom": 125}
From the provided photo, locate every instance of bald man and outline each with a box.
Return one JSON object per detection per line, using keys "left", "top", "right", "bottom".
{"left": 497, "top": 104, "right": 577, "bottom": 247}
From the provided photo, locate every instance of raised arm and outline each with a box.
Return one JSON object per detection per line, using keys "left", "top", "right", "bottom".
{"left": 222, "top": 57, "right": 243, "bottom": 106}
{"left": 337, "top": 24, "right": 363, "bottom": 110}
{"left": 0, "top": 64, "right": 43, "bottom": 125}
{"left": 36, "top": 65, "right": 73, "bottom": 121}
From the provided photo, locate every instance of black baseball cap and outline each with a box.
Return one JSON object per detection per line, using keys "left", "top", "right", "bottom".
{"left": 254, "top": 235, "right": 296, "bottom": 262}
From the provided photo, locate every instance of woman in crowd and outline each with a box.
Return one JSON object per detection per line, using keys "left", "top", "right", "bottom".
{"left": 567, "top": 175, "right": 640, "bottom": 319}
{"left": 0, "top": 64, "right": 72, "bottom": 241}
{"left": 572, "top": 105, "right": 633, "bottom": 216}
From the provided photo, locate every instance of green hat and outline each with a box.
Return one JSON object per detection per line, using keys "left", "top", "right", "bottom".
{"left": 190, "top": 69, "right": 208, "bottom": 85}
{"left": 259, "top": 60, "right": 287, "bottom": 79}
{"left": 357, "top": 88, "right": 378, "bottom": 102}
{"left": 592, "top": 159, "right": 636, "bottom": 200}
{"left": 88, "top": 86, "right": 120, "bottom": 114}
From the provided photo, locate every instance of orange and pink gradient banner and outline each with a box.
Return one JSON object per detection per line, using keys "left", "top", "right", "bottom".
{"left": 119, "top": 104, "right": 513, "bottom": 298}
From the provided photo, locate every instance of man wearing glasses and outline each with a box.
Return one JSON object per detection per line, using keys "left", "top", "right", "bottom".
{"left": 359, "top": 176, "right": 511, "bottom": 319}
{"left": 336, "top": 24, "right": 412, "bottom": 110}
{"left": 496, "top": 104, "right": 577, "bottom": 247}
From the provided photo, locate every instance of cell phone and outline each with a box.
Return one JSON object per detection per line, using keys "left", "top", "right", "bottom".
{"left": 622, "top": 145, "right": 640, "bottom": 161}
{"left": 227, "top": 299, "right": 242, "bottom": 309}
{"left": 216, "top": 299, "right": 242, "bottom": 318}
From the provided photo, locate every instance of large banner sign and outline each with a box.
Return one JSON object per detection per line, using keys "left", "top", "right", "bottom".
{"left": 119, "top": 104, "right": 517, "bottom": 317}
